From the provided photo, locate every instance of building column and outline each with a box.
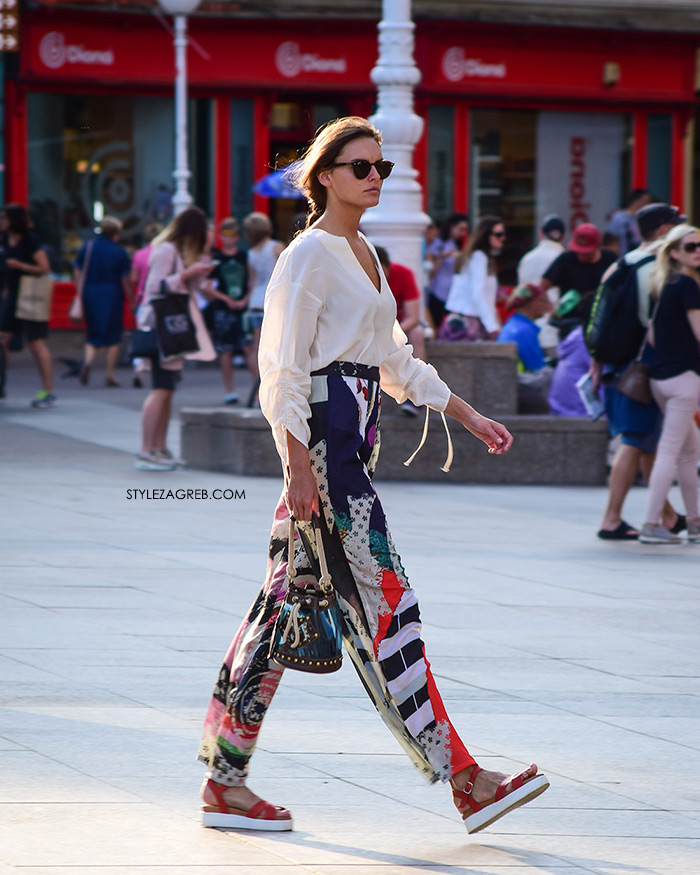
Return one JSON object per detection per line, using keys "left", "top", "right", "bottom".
{"left": 361, "top": 0, "right": 429, "bottom": 287}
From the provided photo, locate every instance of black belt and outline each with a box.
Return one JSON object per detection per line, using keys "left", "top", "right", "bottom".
{"left": 311, "top": 361, "right": 380, "bottom": 381}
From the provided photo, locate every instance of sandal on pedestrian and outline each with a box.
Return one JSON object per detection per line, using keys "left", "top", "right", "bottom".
{"left": 201, "top": 779, "right": 293, "bottom": 831}
{"left": 452, "top": 763, "right": 549, "bottom": 834}
{"left": 597, "top": 521, "right": 639, "bottom": 540}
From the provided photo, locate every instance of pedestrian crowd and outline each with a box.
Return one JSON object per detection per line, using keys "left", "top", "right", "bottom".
{"left": 1, "top": 181, "right": 699, "bottom": 541}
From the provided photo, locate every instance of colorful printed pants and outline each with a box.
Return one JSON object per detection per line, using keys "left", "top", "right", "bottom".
{"left": 197, "top": 363, "right": 476, "bottom": 785}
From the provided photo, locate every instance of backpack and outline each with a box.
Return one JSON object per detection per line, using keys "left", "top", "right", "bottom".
{"left": 584, "top": 254, "right": 655, "bottom": 365}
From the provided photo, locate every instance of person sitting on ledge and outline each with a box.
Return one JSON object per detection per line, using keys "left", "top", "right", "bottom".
{"left": 497, "top": 283, "right": 553, "bottom": 413}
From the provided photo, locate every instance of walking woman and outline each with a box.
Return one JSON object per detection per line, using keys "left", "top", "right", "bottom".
{"left": 0, "top": 204, "right": 54, "bottom": 407}
{"left": 135, "top": 206, "right": 215, "bottom": 471}
{"left": 440, "top": 216, "right": 505, "bottom": 342}
{"left": 74, "top": 216, "right": 133, "bottom": 387}
{"left": 425, "top": 212, "right": 469, "bottom": 332}
{"left": 639, "top": 224, "right": 700, "bottom": 544}
{"left": 197, "top": 117, "right": 549, "bottom": 834}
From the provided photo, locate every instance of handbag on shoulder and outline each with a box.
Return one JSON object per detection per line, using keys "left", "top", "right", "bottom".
{"left": 269, "top": 516, "right": 343, "bottom": 674}
{"left": 69, "top": 240, "right": 93, "bottom": 324}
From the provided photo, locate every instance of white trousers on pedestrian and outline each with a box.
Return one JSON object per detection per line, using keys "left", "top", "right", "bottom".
{"left": 645, "top": 370, "right": 700, "bottom": 525}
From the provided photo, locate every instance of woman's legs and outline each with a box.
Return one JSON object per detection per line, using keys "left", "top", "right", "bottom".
{"left": 27, "top": 338, "right": 53, "bottom": 393}
{"left": 140, "top": 388, "right": 173, "bottom": 454}
{"left": 645, "top": 372, "right": 700, "bottom": 525}
{"left": 105, "top": 344, "right": 120, "bottom": 383}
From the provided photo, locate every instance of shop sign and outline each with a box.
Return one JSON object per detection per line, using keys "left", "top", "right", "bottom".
{"left": 441, "top": 47, "right": 506, "bottom": 82}
{"left": 275, "top": 40, "right": 347, "bottom": 78}
{"left": 38, "top": 30, "right": 114, "bottom": 70}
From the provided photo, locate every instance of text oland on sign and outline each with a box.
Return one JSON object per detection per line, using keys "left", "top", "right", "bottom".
{"left": 39, "top": 31, "right": 114, "bottom": 70}
{"left": 275, "top": 40, "right": 347, "bottom": 78}
{"left": 0, "top": 0, "right": 18, "bottom": 53}
{"left": 441, "top": 47, "right": 507, "bottom": 82}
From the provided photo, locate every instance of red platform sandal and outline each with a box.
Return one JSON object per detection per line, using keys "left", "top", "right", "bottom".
{"left": 201, "top": 780, "right": 293, "bottom": 831}
{"left": 452, "top": 763, "right": 549, "bottom": 834}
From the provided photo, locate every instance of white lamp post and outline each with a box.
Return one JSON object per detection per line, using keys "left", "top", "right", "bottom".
{"left": 361, "top": 0, "right": 429, "bottom": 287}
{"left": 159, "top": 0, "right": 202, "bottom": 215}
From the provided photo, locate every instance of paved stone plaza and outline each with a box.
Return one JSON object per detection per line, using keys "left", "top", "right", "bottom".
{"left": 1, "top": 361, "right": 699, "bottom": 874}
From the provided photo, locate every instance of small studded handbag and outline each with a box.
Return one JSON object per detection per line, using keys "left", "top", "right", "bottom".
{"left": 269, "top": 516, "right": 343, "bottom": 674}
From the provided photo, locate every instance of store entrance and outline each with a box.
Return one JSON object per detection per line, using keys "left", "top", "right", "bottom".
{"left": 266, "top": 98, "right": 347, "bottom": 242}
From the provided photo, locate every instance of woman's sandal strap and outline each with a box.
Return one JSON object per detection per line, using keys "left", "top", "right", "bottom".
{"left": 207, "top": 780, "right": 230, "bottom": 814}
{"left": 495, "top": 764, "right": 538, "bottom": 803}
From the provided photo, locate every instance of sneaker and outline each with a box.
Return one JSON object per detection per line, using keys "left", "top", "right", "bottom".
{"left": 224, "top": 392, "right": 239, "bottom": 405}
{"left": 133, "top": 375, "right": 144, "bottom": 388}
{"left": 31, "top": 391, "right": 57, "bottom": 409}
{"left": 134, "top": 452, "right": 177, "bottom": 471}
{"left": 400, "top": 400, "right": 419, "bottom": 417}
{"left": 153, "top": 448, "right": 185, "bottom": 467}
{"left": 687, "top": 522, "right": 700, "bottom": 543}
{"left": 638, "top": 523, "right": 682, "bottom": 545}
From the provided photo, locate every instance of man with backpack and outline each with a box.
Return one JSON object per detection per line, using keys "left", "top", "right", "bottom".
{"left": 590, "top": 203, "right": 686, "bottom": 539}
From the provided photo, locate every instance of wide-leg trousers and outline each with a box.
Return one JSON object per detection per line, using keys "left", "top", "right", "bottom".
{"left": 198, "top": 363, "right": 475, "bottom": 786}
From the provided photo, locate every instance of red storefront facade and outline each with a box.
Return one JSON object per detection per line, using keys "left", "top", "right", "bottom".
{"left": 7, "top": 9, "right": 700, "bottom": 277}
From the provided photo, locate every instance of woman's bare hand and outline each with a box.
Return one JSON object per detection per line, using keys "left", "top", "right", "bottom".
{"left": 445, "top": 393, "right": 513, "bottom": 455}
{"left": 285, "top": 431, "right": 319, "bottom": 521}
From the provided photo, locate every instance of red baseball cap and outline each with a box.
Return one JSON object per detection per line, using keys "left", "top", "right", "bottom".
{"left": 569, "top": 223, "right": 601, "bottom": 254}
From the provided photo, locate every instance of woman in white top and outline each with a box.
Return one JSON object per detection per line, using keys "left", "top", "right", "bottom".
{"left": 242, "top": 212, "right": 283, "bottom": 385}
{"left": 440, "top": 216, "right": 506, "bottom": 341}
{"left": 198, "top": 118, "right": 548, "bottom": 834}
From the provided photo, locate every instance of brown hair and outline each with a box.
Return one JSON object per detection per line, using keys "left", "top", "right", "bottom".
{"left": 242, "top": 212, "right": 272, "bottom": 247}
{"left": 287, "top": 116, "right": 383, "bottom": 229}
{"left": 454, "top": 215, "right": 503, "bottom": 273}
{"left": 152, "top": 206, "right": 207, "bottom": 266}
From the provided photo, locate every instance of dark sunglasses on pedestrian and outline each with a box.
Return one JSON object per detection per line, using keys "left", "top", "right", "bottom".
{"left": 683, "top": 241, "right": 700, "bottom": 253}
{"left": 491, "top": 230, "right": 506, "bottom": 239}
{"left": 332, "top": 159, "right": 395, "bottom": 180}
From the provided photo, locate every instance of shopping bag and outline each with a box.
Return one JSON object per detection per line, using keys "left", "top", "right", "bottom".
{"left": 15, "top": 275, "right": 55, "bottom": 321}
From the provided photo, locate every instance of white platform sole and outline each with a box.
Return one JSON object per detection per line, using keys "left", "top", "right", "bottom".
{"left": 464, "top": 773, "right": 550, "bottom": 834}
{"left": 202, "top": 809, "right": 293, "bottom": 831}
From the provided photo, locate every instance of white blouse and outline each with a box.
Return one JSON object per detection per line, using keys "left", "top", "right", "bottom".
{"left": 258, "top": 227, "right": 451, "bottom": 464}
{"left": 444, "top": 249, "right": 500, "bottom": 334}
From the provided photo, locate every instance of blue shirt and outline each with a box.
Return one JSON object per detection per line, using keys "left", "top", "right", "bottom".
{"left": 497, "top": 312, "right": 545, "bottom": 372}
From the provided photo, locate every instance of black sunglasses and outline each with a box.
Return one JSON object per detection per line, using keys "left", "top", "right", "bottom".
{"left": 331, "top": 159, "right": 394, "bottom": 180}
{"left": 491, "top": 231, "right": 506, "bottom": 239}
{"left": 683, "top": 242, "right": 700, "bottom": 253}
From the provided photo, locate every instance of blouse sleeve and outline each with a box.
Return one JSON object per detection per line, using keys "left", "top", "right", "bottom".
{"left": 144, "top": 242, "right": 184, "bottom": 299}
{"left": 379, "top": 321, "right": 451, "bottom": 411}
{"left": 258, "top": 274, "right": 324, "bottom": 465}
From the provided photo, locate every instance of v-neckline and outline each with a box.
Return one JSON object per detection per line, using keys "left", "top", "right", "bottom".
{"left": 314, "top": 228, "right": 383, "bottom": 294}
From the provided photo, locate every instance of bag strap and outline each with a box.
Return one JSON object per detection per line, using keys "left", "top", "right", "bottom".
{"left": 78, "top": 241, "right": 94, "bottom": 296}
{"left": 287, "top": 516, "right": 334, "bottom": 594}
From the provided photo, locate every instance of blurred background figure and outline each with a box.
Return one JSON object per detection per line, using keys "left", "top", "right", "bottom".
{"left": 205, "top": 216, "right": 255, "bottom": 405}
{"left": 0, "top": 204, "right": 54, "bottom": 407}
{"left": 243, "top": 212, "right": 284, "bottom": 397}
{"left": 497, "top": 282, "right": 553, "bottom": 413}
{"left": 518, "top": 214, "right": 566, "bottom": 356}
{"left": 136, "top": 206, "right": 216, "bottom": 471}
{"left": 130, "top": 221, "right": 162, "bottom": 388}
{"left": 74, "top": 216, "right": 133, "bottom": 388}
{"left": 440, "top": 215, "right": 505, "bottom": 341}
{"left": 548, "top": 291, "right": 595, "bottom": 417}
{"left": 541, "top": 223, "right": 616, "bottom": 301}
{"left": 606, "top": 188, "right": 652, "bottom": 254}
{"left": 425, "top": 212, "right": 469, "bottom": 332}
{"left": 375, "top": 245, "right": 426, "bottom": 417}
